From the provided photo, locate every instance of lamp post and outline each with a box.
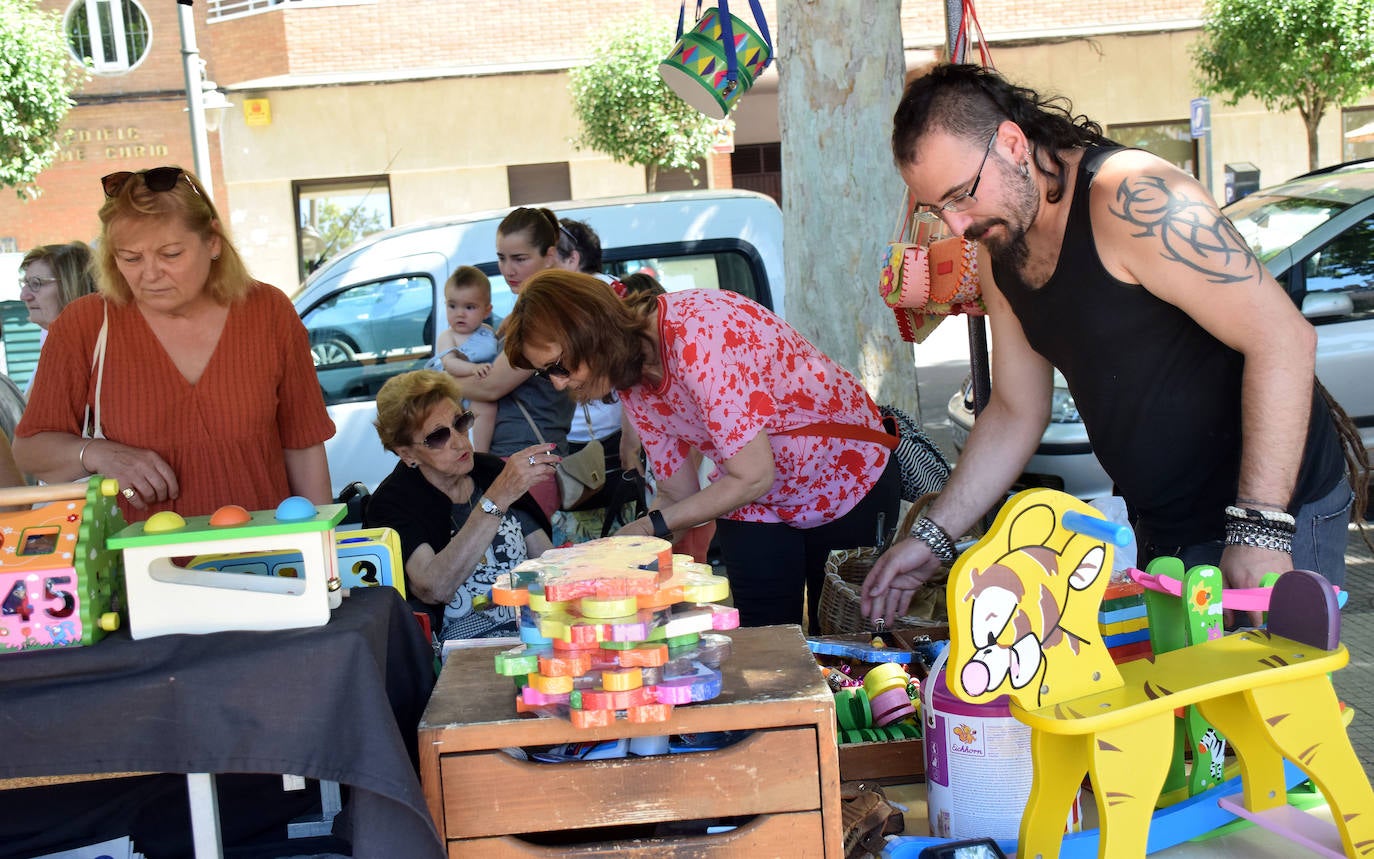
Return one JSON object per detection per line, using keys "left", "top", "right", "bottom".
{"left": 177, "top": 0, "right": 217, "bottom": 199}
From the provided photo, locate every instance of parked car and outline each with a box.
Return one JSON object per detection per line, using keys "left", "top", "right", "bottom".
{"left": 947, "top": 159, "right": 1374, "bottom": 500}
{"left": 293, "top": 189, "right": 787, "bottom": 496}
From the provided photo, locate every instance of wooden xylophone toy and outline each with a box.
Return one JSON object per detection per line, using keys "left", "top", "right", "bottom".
{"left": 489, "top": 535, "right": 739, "bottom": 728}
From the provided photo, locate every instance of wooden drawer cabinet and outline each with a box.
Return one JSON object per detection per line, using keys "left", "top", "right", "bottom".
{"left": 419, "top": 625, "right": 842, "bottom": 857}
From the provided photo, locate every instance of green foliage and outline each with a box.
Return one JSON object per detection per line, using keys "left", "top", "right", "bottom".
{"left": 0, "top": 0, "right": 88, "bottom": 196}
{"left": 569, "top": 14, "right": 725, "bottom": 191}
{"left": 1193, "top": 0, "right": 1374, "bottom": 165}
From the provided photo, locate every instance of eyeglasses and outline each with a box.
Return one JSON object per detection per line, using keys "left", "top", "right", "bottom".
{"left": 914, "top": 132, "right": 998, "bottom": 221}
{"left": 532, "top": 358, "right": 571, "bottom": 380}
{"left": 18, "top": 275, "right": 58, "bottom": 292}
{"left": 101, "top": 167, "right": 197, "bottom": 198}
{"left": 418, "top": 411, "right": 476, "bottom": 450}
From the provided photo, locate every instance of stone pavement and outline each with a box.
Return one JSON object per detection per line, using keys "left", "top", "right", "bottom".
{"left": 1333, "top": 522, "right": 1374, "bottom": 775}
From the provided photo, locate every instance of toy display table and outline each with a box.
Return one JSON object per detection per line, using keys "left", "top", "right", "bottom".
{"left": 0, "top": 588, "right": 443, "bottom": 859}
{"left": 419, "top": 624, "right": 842, "bottom": 857}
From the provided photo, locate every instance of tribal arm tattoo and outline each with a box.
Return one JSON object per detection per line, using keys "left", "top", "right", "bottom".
{"left": 1109, "top": 175, "right": 1261, "bottom": 286}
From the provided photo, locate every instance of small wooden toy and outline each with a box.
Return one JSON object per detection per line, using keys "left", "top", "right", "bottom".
{"left": 187, "top": 527, "right": 405, "bottom": 597}
{"left": 0, "top": 479, "right": 125, "bottom": 654}
{"left": 108, "top": 498, "right": 348, "bottom": 639}
{"left": 943, "top": 487, "right": 1374, "bottom": 859}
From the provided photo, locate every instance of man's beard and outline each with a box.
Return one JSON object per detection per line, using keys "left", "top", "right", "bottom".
{"left": 965, "top": 157, "right": 1039, "bottom": 270}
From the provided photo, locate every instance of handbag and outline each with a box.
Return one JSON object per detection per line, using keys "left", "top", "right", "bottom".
{"left": 512, "top": 399, "right": 607, "bottom": 510}
{"left": 880, "top": 190, "right": 985, "bottom": 344}
{"left": 774, "top": 403, "right": 951, "bottom": 504}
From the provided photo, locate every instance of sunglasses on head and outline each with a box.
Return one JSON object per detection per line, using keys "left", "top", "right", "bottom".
{"left": 419, "top": 411, "right": 476, "bottom": 449}
{"left": 532, "top": 358, "right": 571, "bottom": 380}
{"left": 101, "top": 166, "right": 196, "bottom": 198}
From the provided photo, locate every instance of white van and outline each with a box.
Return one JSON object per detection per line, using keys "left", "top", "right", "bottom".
{"left": 292, "top": 189, "right": 786, "bottom": 495}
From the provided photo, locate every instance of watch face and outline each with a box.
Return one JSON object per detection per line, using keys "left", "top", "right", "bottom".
{"left": 480, "top": 498, "right": 503, "bottom": 516}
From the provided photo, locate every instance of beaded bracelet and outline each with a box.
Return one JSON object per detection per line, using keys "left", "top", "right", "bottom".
{"left": 1224, "top": 505, "right": 1296, "bottom": 531}
{"left": 909, "top": 515, "right": 957, "bottom": 563}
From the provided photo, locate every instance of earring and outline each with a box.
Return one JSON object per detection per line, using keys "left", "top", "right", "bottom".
{"left": 1020, "top": 162, "right": 1030, "bottom": 179}
{"left": 211, "top": 254, "right": 221, "bottom": 260}
{"left": 405, "top": 460, "right": 418, "bottom": 469}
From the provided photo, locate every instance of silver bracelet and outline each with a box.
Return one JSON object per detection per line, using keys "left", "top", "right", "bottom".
{"left": 909, "top": 515, "right": 957, "bottom": 563}
{"left": 78, "top": 439, "right": 95, "bottom": 474}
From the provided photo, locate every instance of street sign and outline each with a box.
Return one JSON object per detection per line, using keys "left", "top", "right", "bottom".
{"left": 1190, "top": 98, "right": 1211, "bottom": 139}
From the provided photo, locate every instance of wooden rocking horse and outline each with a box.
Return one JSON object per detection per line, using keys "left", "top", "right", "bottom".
{"left": 944, "top": 487, "right": 1374, "bottom": 858}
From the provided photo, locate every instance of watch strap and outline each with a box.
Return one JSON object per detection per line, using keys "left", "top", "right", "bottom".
{"left": 648, "top": 509, "right": 672, "bottom": 540}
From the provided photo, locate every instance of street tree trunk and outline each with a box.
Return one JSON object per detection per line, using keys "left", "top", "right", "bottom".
{"left": 777, "top": 0, "right": 919, "bottom": 416}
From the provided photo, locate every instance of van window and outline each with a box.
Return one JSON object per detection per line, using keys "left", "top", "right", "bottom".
{"left": 482, "top": 245, "right": 768, "bottom": 310}
{"left": 301, "top": 275, "right": 434, "bottom": 406}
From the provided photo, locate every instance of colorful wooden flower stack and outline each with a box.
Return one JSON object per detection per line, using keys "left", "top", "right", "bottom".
{"left": 489, "top": 535, "right": 739, "bottom": 728}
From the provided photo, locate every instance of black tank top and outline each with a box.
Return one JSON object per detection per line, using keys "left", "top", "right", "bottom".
{"left": 992, "top": 145, "right": 1342, "bottom": 545}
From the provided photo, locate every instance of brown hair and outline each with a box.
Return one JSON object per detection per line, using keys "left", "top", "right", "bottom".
{"left": 373, "top": 369, "right": 464, "bottom": 453}
{"left": 445, "top": 265, "right": 492, "bottom": 305}
{"left": 497, "top": 206, "right": 561, "bottom": 255}
{"left": 21, "top": 241, "right": 97, "bottom": 311}
{"left": 95, "top": 167, "right": 253, "bottom": 305}
{"left": 501, "top": 269, "right": 657, "bottom": 391}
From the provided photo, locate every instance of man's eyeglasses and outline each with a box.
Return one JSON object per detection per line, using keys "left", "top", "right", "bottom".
{"left": 914, "top": 132, "right": 998, "bottom": 221}
{"left": 419, "top": 411, "right": 476, "bottom": 449}
{"left": 18, "top": 275, "right": 58, "bottom": 292}
{"left": 101, "top": 166, "right": 197, "bottom": 198}
{"left": 532, "top": 358, "right": 571, "bottom": 380}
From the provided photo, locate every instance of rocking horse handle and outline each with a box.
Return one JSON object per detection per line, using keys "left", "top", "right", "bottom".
{"left": 1061, "top": 510, "right": 1132, "bottom": 547}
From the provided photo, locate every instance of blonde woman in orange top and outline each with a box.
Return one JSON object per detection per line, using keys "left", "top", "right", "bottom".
{"left": 14, "top": 167, "right": 334, "bottom": 520}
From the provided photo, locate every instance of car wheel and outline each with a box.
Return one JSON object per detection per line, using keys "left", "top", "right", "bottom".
{"left": 311, "top": 337, "right": 357, "bottom": 366}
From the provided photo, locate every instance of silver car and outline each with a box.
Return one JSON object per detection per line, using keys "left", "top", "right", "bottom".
{"left": 948, "top": 159, "right": 1374, "bottom": 500}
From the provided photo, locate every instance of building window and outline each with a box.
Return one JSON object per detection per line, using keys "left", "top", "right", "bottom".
{"left": 507, "top": 163, "right": 571, "bottom": 206}
{"left": 731, "top": 142, "right": 781, "bottom": 204}
{"left": 1343, "top": 107, "right": 1374, "bottom": 163}
{"left": 295, "top": 176, "right": 393, "bottom": 281}
{"left": 66, "top": 0, "right": 151, "bottom": 74}
{"left": 1105, "top": 120, "right": 1196, "bottom": 177}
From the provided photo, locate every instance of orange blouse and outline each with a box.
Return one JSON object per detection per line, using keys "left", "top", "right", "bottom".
{"left": 18, "top": 284, "right": 335, "bottom": 520}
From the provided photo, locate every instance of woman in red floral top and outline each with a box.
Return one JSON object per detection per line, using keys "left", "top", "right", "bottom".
{"left": 502, "top": 270, "right": 901, "bottom": 631}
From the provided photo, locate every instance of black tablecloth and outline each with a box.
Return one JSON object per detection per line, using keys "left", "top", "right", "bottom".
{"left": 0, "top": 587, "right": 444, "bottom": 859}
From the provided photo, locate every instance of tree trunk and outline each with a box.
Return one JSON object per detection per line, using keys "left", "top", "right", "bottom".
{"left": 1305, "top": 114, "right": 1321, "bottom": 172}
{"left": 777, "top": 0, "right": 919, "bottom": 415}
{"left": 647, "top": 162, "right": 658, "bottom": 193}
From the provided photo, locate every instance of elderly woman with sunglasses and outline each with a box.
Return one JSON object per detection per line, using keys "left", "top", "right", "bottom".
{"left": 14, "top": 166, "right": 334, "bottom": 519}
{"left": 364, "top": 370, "right": 557, "bottom": 640}
{"left": 503, "top": 270, "right": 903, "bottom": 633}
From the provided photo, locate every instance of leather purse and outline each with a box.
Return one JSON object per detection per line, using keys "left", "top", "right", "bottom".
{"left": 512, "top": 399, "right": 607, "bottom": 510}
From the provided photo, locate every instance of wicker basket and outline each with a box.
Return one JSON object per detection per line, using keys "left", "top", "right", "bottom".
{"left": 816, "top": 494, "right": 951, "bottom": 636}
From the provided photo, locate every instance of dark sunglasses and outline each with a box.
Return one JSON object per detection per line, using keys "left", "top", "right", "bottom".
{"left": 101, "top": 166, "right": 196, "bottom": 198}
{"left": 532, "top": 358, "right": 571, "bottom": 380}
{"left": 419, "top": 411, "right": 476, "bottom": 449}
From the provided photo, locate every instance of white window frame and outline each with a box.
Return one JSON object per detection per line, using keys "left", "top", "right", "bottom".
{"left": 68, "top": 0, "right": 150, "bottom": 74}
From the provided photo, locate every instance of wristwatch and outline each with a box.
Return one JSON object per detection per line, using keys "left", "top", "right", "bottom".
{"left": 478, "top": 496, "right": 506, "bottom": 517}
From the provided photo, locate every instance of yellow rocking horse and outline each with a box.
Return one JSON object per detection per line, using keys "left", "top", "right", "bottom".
{"left": 944, "top": 488, "right": 1374, "bottom": 858}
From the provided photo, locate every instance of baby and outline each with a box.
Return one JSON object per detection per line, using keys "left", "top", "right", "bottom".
{"left": 427, "top": 266, "right": 499, "bottom": 451}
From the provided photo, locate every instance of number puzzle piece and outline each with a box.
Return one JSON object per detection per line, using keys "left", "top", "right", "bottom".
{"left": 626, "top": 703, "right": 673, "bottom": 723}
{"left": 636, "top": 556, "right": 731, "bottom": 609}
{"left": 521, "top": 686, "right": 571, "bottom": 706}
{"left": 512, "top": 536, "right": 673, "bottom": 603}
{"left": 527, "top": 672, "right": 574, "bottom": 694}
{"left": 538, "top": 650, "right": 593, "bottom": 678}
{"left": 494, "top": 644, "right": 548, "bottom": 676}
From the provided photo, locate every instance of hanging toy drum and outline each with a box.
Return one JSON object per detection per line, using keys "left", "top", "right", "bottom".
{"left": 659, "top": 0, "right": 773, "bottom": 119}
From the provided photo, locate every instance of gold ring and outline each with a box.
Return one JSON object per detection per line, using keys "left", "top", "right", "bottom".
{"left": 121, "top": 487, "right": 136, "bottom": 499}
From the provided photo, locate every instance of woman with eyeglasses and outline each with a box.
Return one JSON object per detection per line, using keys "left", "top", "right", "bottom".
{"left": 445, "top": 206, "right": 573, "bottom": 519}
{"left": 502, "top": 270, "right": 903, "bottom": 633}
{"left": 18, "top": 241, "right": 98, "bottom": 333}
{"left": 13, "top": 166, "right": 334, "bottom": 520}
{"left": 364, "top": 369, "right": 555, "bottom": 640}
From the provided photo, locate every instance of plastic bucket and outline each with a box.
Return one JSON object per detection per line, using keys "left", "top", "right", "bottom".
{"left": 923, "top": 650, "right": 1081, "bottom": 840}
{"left": 658, "top": 7, "right": 771, "bottom": 119}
